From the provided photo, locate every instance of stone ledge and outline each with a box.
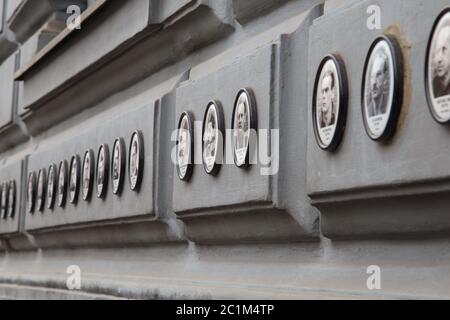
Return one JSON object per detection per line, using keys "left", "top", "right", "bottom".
{"left": 17, "top": 1, "right": 234, "bottom": 136}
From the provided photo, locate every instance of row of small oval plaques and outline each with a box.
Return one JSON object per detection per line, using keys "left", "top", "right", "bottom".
{"left": 0, "top": 180, "right": 16, "bottom": 221}
{"left": 312, "top": 9, "right": 450, "bottom": 151}
{"left": 176, "top": 88, "right": 257, "bottom": 181}
{"left": 27, "top": 131, "right": 144, "bottom": 214}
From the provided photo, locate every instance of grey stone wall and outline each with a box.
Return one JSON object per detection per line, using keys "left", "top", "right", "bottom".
{"left": 0, "top": 0, "right": 449, "bottom": 299}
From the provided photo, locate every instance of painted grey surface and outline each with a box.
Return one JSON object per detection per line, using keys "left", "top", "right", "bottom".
{"left": 1, "top": 239, "right": 450, "bottom": 299}
{"left": 5, "top": 0, "right": 22, "bottom": 23}
{"left": 0, "top": 0, "right": 449, "bottom": 299}
{"left": 152, "top": 0, "right": 194, "bottom": 22}
{"left": 18, "top": 0, "right": 234, "bottom": 136}
{"left": 0, "top": 53, "right": 14, "bottom": 128}
{"left": 233, "top": 0, "right": 321, "bottom": 24}
{"left": 307, "top": 0, "right": 450, "bottom": 238}
{"left": 0, "top": 0, "right": 4, "bottom": 34}
{"left": 0, "top": 51, "right": 28, "bottom": 153}
{"left": 8, "top": 0, "right": 86, "bottom": 45}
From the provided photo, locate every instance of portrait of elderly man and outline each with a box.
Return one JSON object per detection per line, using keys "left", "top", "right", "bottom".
{"left": 58, "top": 167, "right": 65, "bottom": 204}
{"left": 178, "top": 129, "right": 188, "bottom": 166}
{"left": 367, "top": 52, "right": 389, "bottom": 117}
{"left": 234, "top": 100, "right": 249, "bottom": 151}
{"left": 98, "top": 151, "right": 105, "bottom": 187}
{"left": 83, "top": 155, "right": 90, "bottom": 196}
{"left": 37, "top": 172, "right": 45, "bottom": 209}
{"left": 8, "top": 181, "right": 14, "bottom": 218}
{"left": 203, "top": 114, "right": 216, "bottom": 161}
{"left": 1, "top": 183, "right": 7, "bottom": 218}
{"left": 28, "top": 175, "right": 34, "bottom": 211}
{"left": 130, "top": 140, "right": 139, "bottom": 181}
{"left": 318, "top": 69, "right": 337, "bottom": 128}
{"left": 69, "top": 161, "right": 78, "bottom": 200}
{"left": 432, "top": 24, "right": 450, "bottom": 98}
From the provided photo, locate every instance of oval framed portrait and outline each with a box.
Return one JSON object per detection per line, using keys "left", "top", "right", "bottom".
{"left": 177, "top": 111, "right": 194, "bottom": 181}
{"left": 82, "top": 149, "right": 95, "bottom": 201}
{"left": 129, "top": 130, "right": 144, "bottom": 191}
{"left": 312, "top": 54, "right": 348, "bottom": 151}
{"left": 47, "top": 164, "right": 57, "bottom": 210}
{"left": 57, "top": 160, "right": 68, "bottom": 208}
{"left": 1, "top": 182, "right": 8, "bottom": 219}
{"left": 69, "top": 155, "right": 81, "bottom": 204}
{"left": 27, "top": 171, "right": 37, "bottom": 214}
{"left": 97, "top": 144, "right": 110, "bottom": 199}
{"left": 7, "top": 180, "right": 15, "bottom": 219}
{"left": 202, "top": 100, "right": 225, "bottom": 175}
{"left": 232, "top": 88, "right": 258, "bottom": 168}
{"left": 425, "top": 8, "right": 450, "bottom": 124}
{"left": 111, "top": 138, "right": 125, "bottom": 195}
{"left": 36, "top": 168, "right": 46, "bottom": 212}
{"left": 362, "top": 35, "right": 403, "bottom": 141}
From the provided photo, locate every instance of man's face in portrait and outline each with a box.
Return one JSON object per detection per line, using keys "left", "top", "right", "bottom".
{"left": 131, "top": 142, "right": 138, "bottom": 175}
{"left": 370, "top": 54, "right": 387, "bottom": 100}
{"left": 435, "top": 26, "right": 450, "bottom": 80}
{"left": 113, "top": 147, "right": 119, "bottom": 179}
{"left": 84, "top": 158, "right": 90, "bottom": 183}
{"left": 321, "top": 72, "right": 334, "bottom": 116}
{"left": 98, "top": 153, "right": 104, "bottom": 185}
{"left": 237, "top": 102, "right": 246, "bottom": 131}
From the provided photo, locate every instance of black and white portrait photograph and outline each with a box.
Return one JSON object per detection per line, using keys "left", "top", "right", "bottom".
{"left": 69, "top": 155, "right": 81, "bottom": 204}
{"left": 97, "top": 144, "right": 109, "bottom": 198}
{"left": 362, "top": 35, "right": 403, "bottom": 141}
{"left": 426, "top": 9, "right": 450, "bottom": 123}
{"left": 202, "top": 101, "right": 224, "bottom": 175}
{"left": 1, "top": 182, "right": 7, "bottom": 219}
{"left": 312, "top": 54, "right": 348, "bottom": 151}
{"left": 27, "top": 171, "right": 36, "bottom": 213}
{"left": 129, "top": 131, "right": 144, "bottom": 191}
{"left": 7, "top": 180, "right": 15, "bottom": 219}
{"left": 47, "top": 164, "right": 57, "bottom": 210}
{"left": 112, "top": 138, "right": 125, "bottom": 195}
{"left": 36, "top": 169, "right": 46, "bottom": 212}
{"left": 57, "top": 161, "right": 68, "bottom": 208}
{"left": 232, "top": 88, "right": 257, "bottom": 168}
{"left": 177, "top": 112, "right": 194, "bottom": 181}
{"left": 82, "top": 150, "right": 95, "bottom": 201}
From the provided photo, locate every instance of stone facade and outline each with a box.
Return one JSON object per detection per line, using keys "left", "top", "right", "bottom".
{"left": 0, "top": 0, "right": 449, "bottom": 299}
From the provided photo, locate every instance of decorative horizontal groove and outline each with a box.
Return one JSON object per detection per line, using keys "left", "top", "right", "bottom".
{"left": 14, "top": 0, "right": 109, "bottom": 81}
{"left": 309, "top": 177, "right": 450, "bottom": 204}
{"left": 176, "top": 200, "right": 275, "bottom": 218}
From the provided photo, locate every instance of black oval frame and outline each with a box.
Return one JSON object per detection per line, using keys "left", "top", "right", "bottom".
{"left": 57, "top": 160, "right": 68, "bottom": 208}
{"left": 7, "top": 180, "right": 15, "bottom": 219}
{"left": 425, "top": 8, "right": 450, "bottom": 124}
{"left": 111, "top": 137, "right": 126, "bottom": 195}
{"left": 176, "top": 111, "right": 195, "bottom": 182}
{"left": 312, "top": 54, "right": 349, "bottom": 152}
{"left": 231, "top": 88, "right": 258, "bottom": 169}
{"left": 96, "top": 144, "right": 110, "bottom": 199}
{"left": 27, "top": 171, "right": 37, "bottom": 214}
{"left": 47, "top": 164, "right": 57, "bottom": 210}
{"left": 202, "top": 100, "right": 225, "bottom": 176}
{"left": 1, "top": 182, "right": 8, "bottom": 219}
{"left": 36, "top": 168, "right": 47, "bottom": 213}
{"left": 69, "top": 155, "right": 81, "bottom": 204}
{"left": 361, "top": 34, "right": 404, "bottom": 141}
{"left": 128, "top": 130, "right": 144, "bottom": 192}
{"left": 82, "top": 149, "right": 95, "bottom": 201}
